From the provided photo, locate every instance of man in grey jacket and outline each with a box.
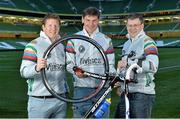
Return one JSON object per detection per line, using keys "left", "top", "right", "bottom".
{"left": 66, "top": 7, "right": 116, "bottom": 118}
{"left": 114, "top": 13, "right": 159, "bottom": 118}
{"left": 20, "top": 14, "right": 68, "bottom": 118}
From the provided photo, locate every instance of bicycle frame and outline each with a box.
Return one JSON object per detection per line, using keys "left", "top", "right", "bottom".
{"left": 40, "top": 35, "right": 144, "bottom": 118}
{"left": 79, "top": 63, "right": 142, "bottom": 119}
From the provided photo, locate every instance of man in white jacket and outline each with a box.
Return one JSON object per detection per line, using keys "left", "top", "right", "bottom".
{"left": 20, "top": 14, "right": 68, "bottom": 118}
{"left": 66, "top": 7, "right": 116, "bottom": 118}
{"left": 115, "top": 13, "right": 159, "bottom": 118}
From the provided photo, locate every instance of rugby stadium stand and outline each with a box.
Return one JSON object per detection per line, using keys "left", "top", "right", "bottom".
{"left": 0, "top": 0, "right": 180, "bottom": 47}
{"left": 0, "top": 0, "right": 179, "bottom": 47}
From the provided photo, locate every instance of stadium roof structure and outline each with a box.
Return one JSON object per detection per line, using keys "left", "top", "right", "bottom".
{"left": 0, "top": 0, "right": 179, "bottom": 16}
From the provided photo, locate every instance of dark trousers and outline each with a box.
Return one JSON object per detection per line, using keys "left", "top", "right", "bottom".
{"left": 73, "top": 87, "right": 111, "bottom": 118}
{"left": 114, "top": 92, "right": 155, "bottom": 118}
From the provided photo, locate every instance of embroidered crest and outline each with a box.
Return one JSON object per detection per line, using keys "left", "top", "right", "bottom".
{"left": 78, "top": 45, "right": 85, "bottom": 53}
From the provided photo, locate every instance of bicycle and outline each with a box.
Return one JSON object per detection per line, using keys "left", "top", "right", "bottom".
{"left": 40, "top": 35, "right": 143, "bottom": 118}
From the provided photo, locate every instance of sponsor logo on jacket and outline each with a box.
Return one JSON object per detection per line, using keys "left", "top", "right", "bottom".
{"left": 80, "top": 57, "right": 102, "bottom": 65}
{"left": 46, "top": 63, "right": 65, "bottom": 71}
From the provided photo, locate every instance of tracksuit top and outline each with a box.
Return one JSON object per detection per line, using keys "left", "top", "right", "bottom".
{"left": 20, "top": 31, "right": 69, "bottom": 96}
{"left": 121, "top": 30, "right": 159, "bottom": 94}
{"left": 66, "top": 28, "right": 116, "bottom": 88}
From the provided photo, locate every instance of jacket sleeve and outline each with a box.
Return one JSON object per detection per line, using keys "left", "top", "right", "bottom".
{"left": 105, "top": 39, "right": 116, "bottom": 74}
{"left": 20, "top": 44, "right": 40, "bottom": 78}
{"left": 20, "top": 60, "right": 40, "bottom": 78}
{"left": 66, "top": 40, "right": 76, "bottom": 74}
{"left": 141, "top": 39, "right": 159, "bottom": 73}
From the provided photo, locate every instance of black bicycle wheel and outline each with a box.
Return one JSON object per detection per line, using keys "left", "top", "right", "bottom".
{"left": 41, "top": 35, "right": 109, "bottom": 103}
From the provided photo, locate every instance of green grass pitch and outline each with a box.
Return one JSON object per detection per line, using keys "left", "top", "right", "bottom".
{"left": 0, "top": 48, "right": 180, "bottom": 118}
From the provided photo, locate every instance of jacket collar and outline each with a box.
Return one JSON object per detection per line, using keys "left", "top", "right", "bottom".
{"left": 82, "top": 27, "right": 99, "bottom": 38}
{"left": 126, "top": 30, "right": 146, "bottom": 42}
{"left": 40, "top": 31, "right": 61, "bottom": 44}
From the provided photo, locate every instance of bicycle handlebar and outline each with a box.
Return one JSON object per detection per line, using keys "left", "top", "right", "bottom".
{"left": 73, "top": 63, "right": 142, "bottom": 83}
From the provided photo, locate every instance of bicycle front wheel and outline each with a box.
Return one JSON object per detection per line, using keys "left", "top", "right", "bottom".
{"left": 41, "top": 35, "right": 109, "bottom": 103}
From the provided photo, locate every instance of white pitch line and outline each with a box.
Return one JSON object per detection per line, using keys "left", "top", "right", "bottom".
{"left": 159, "top": 65, "right": 180, "bottom": 71}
